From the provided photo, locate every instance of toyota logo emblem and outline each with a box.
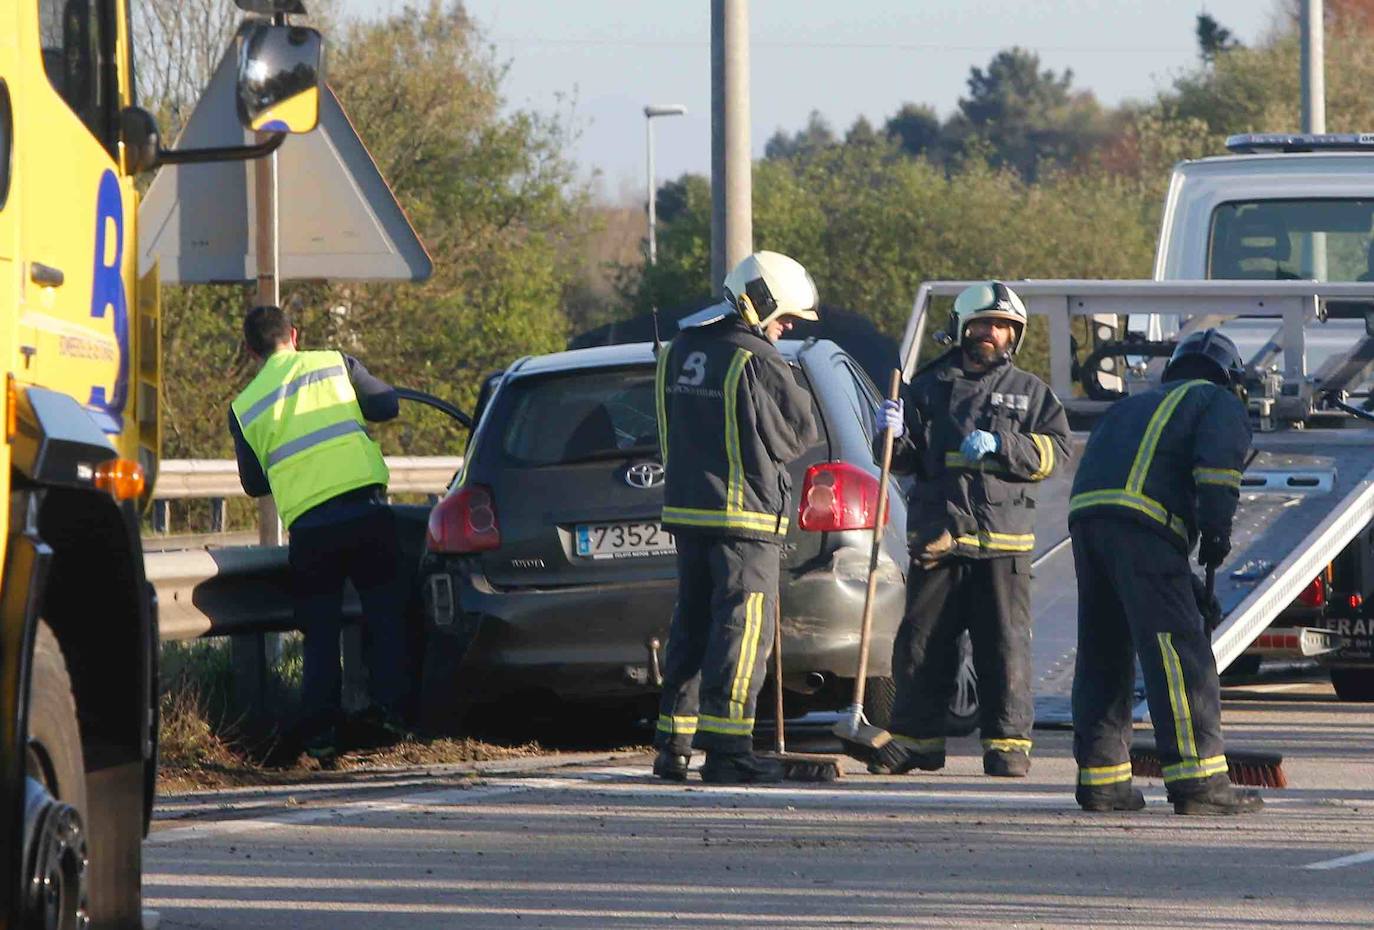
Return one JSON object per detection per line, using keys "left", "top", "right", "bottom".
{"left": 625, "top": 462, "right": 665, "bottom": 489}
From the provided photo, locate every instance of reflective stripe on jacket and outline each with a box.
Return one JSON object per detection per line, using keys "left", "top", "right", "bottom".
{"left": 657, "top": 317, "right": 817, "bottom": 542}
{"left": 1069, "top": 379, "right": 1250, "bottom": 552}
{"left": 889, "top": 354, "right": 1071, "bottom": 560}
{"left": 231, "top": 349, "right": 390, "bottom": 528}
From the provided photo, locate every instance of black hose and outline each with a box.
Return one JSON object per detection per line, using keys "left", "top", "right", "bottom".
{"left": 1326, "top": 394, "right": 1374, "bottom": 424}
{"left": 395, "top": 387, "right": 472, "bottom": 429}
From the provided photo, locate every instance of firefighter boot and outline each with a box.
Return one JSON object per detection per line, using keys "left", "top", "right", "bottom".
{"left": 1076, "top": 782, "right": 1147, "bottom": 812}
{"left": 700, "top": 751, "right": 785, "bottom": 784}
{"left": 653, "top": 748, "right": 690, "bottom": 782}
{"left": 1168, "top": 774, "right": 1264, "bottom": 816}
{"left": 867, "top": 741, "right": 945, "bottom": 775}
{"left": 983, "top": 749, "right": 1031, "bottom": 778}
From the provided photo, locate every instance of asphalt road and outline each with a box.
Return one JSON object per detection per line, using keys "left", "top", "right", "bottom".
{"left": 145, "top": 675, "right": 1374, "bottom": 929}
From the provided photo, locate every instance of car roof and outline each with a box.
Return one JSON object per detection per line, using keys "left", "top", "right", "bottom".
{"left": 507, "top": 339, "right": 818, "bottom": 377}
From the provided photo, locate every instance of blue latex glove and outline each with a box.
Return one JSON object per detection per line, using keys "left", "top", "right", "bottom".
{"left": 876, "top": 398, "right": 905, "bottom": 438}
{"left": 960, "top": 429, "right": 1000, "bottom": 461}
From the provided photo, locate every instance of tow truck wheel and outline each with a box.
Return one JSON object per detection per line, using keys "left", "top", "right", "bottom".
{"left": 23, "top": 620, "right": 91, "bottom": 929}
{"left": 1329, "top": 667, "right": 1374, "bottom": 702}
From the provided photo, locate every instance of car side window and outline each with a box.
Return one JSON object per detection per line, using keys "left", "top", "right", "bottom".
{"left": 836, "top": 357, "right": 882, "bottom": 456}
{"left": 37, "top": 0, "right": 117, "bottom": 157}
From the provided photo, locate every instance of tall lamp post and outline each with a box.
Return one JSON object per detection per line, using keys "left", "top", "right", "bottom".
{"left": 644, "top": 104, "right": 687, "bottom": 266}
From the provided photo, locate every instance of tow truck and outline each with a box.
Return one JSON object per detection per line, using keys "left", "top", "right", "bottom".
{"left": 2, "top": 2, "right": 326, "bottom": 927}
{"left": 902, "top": 133, "right": 1374, "bottom": 718}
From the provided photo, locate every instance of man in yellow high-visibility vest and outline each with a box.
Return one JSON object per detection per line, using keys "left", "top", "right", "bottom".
{"left": 229, "top": 305, "right": 408, "bottom": 762}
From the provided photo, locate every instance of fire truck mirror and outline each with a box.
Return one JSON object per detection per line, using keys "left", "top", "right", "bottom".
{"left": 235, "top": 22, "right": 324, "bottom": 135}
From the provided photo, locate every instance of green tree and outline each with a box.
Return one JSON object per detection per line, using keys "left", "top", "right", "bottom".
{"left": 943, "top": 47, "right": 1109, "bottom": 181}
{"left": 884, "top": 102, "right": 942, "bottom": 159}
{"left": 764, "top": 110, "right": 838, "bottom": 160}
{"left": 1196, "top": 13, "right": 1243, "bottom": 64}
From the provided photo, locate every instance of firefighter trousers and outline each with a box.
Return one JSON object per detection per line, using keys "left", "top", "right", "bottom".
{"left": 654, "top": 534, "right": 779, "bottom": 755}
{"left": 1070, "top": 516, "right": 1227, "bottom": 790}
{"left": 888, "top": 555, "right": 1034, "bottom": 758}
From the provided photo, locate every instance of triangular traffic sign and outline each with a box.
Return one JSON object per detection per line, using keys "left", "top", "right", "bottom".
{"left": 139, "top": 48, "right": 432, "bottom": 284}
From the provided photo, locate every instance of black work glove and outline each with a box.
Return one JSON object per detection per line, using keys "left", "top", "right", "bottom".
{"left": 1197, "top": 534, "right": 1230, "bottom": 569}
{"left": 1191, "top": 573, "right": 1224, "bottom": 636}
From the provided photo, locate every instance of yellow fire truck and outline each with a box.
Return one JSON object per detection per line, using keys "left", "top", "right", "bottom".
{"left": 1, "top": 2, "right": 322, "bottom": 926}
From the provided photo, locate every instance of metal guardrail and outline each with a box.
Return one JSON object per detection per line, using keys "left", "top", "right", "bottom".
{"left": 153, "top": 456, "right": 464, "bottom": 500}
{"left": 148, "top": 456, "right": 460, "bottom": 642}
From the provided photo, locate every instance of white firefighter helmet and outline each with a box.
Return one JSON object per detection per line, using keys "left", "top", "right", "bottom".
{"left": 724, "top": 251, "right": 820, "bottom": 331}
{"left": 946, "top": 281, "right": 1028, "bottom": 354}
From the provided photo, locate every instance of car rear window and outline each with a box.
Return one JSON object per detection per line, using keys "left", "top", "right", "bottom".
{"left": 499, "top": 367, "right": 659, "bottom": 466}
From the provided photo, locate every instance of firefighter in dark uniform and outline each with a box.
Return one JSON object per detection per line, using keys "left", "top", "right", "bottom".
{"left": 1069, "top": 329, "right": 1263, "bottom": 815}
{"left": 652, "top": 251, "right": 820, "bottom": 784}
{"left": 867, "top": 282, "right": 1071, "bottom": 778}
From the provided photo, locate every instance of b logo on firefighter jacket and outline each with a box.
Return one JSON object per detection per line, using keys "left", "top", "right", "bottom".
{"left": 654, "top": 318, "right": 816, "bottom": 542}
{"left": 231, "top": 350, "right": 389, "bottom": 528}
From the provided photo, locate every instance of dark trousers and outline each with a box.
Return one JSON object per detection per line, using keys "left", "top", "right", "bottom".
{"left": 889, "top": 556, "right": 1033, "bottom": 755}
{"left": 654, "top": 534, "right": 780, "bottom": 755}
{"left": 290, "top": 505, "right": 407, "bottom": 728}
{"left": 1070, "top": 517, "right": 1226, "bottom": 789}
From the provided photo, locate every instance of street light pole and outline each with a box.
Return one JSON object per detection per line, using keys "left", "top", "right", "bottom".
{"left": 644, "top": 104, "right": 687, "bottom": 266}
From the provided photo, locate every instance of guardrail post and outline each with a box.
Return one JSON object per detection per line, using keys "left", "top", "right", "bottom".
{"left": 211, "top": 497, "right": 227, "bottom": 533}
{"left": 153, "top": 500, "right": 169, "bottom": 534}
{"left": 230, "top": 632, "right": 273, "bottom": 723}
{"left": 228, "top": 498, "right": 286, "bottom": 722}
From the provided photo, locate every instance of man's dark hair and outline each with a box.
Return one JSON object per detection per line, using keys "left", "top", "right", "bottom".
{"left": 243, "top": 305, "right": 293, "bottom": 357}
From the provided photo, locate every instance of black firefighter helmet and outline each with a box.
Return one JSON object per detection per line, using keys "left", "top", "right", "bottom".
{"left": 1163, "top": 328, "right": 1245, "bottom": 387}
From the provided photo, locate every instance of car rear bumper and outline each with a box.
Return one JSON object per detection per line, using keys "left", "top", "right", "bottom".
{"left": 421, "top": 547, "right": 907, "bottom": 703}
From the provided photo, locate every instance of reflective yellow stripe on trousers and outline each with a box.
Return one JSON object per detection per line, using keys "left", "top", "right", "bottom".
{"left": 655, "top": 715, "right": 698, "bottom": 736}
{"left": 1157, "top": 632, "right": 1228, "bottom": 783}
{"left": 728, "top": 592, "right": 765, "bottom": 719}
{"left": 1078, "top": 761, "right": 1133, "bottom": 786}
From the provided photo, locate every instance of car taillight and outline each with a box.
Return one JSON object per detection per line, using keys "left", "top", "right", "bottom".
{"left": 798, "top": 461, "right": 888, "bottom": 532}
{"left": 1296, "top": 576, "right": 1326, "bottom": 608}
{"left": 427, "top": 484, "right": 501, "bottom": 553}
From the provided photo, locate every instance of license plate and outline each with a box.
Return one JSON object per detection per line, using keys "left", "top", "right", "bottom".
{"left": 575, "top": 521, "right": 676, "bottom": 559}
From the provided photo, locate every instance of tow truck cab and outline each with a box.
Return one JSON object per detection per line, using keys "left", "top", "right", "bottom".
{"left": 1157, "top": 133, "right": 1374, "bottom": 695}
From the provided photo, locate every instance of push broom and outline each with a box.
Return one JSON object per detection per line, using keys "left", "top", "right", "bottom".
{"left": 1128, "top": 564, "right": 1288, "bottom": 788}
{"left": 762, "top": 601, "right": 843, "bottom": 782}
{"left": 833, "top": 370, "right": 903, "bottom": 763}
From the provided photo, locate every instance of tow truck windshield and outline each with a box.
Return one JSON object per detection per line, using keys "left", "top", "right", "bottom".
{"left": 1209, "top": 198, "right": 1374, "bottom": 282}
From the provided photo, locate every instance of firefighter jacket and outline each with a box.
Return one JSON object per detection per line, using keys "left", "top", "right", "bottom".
{"left": 656, "top": 316, "right": 818, "bottom": 542}
{"left": 887, "top": 352, "right": 1071, "bottom": 560}
{"left": 1069, "top": 378, "right": 1250, "bottom": 553}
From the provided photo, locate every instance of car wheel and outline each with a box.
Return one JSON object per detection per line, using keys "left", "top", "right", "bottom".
{"left": 1330, "top": 666, "right": 1374, "bottom": 702}
{"left": 23, "top": 621, "right": 91, "bottom": 928}
{"left": 946, "top": 632, "right": 979, "bottom": 737}
{"left": 862, "top": 676, "right": 896, "bottom": 730}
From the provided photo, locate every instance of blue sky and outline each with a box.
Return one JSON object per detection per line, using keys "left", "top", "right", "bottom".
{"left": 336, "top": 1, "right": 1280, "bottom": 199}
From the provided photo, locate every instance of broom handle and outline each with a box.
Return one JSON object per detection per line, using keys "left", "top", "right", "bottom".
{"left": 851, "top": 369, "right": 903, "bottom": 707}
{"left": 773, "top": 600, "right": 786, "bottom": 755}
